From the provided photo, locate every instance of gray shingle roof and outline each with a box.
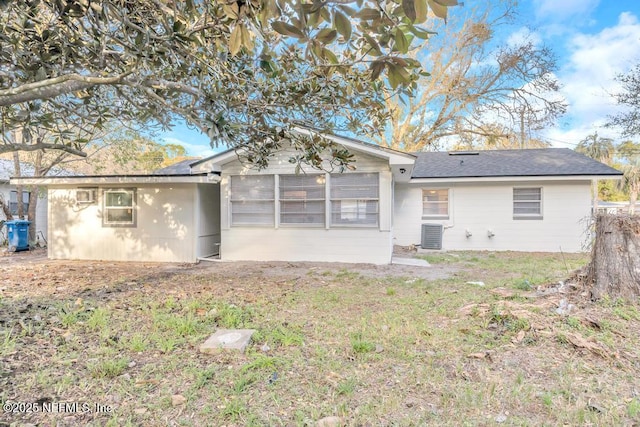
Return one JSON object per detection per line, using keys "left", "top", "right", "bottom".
{"left": 152, "top": 159, "right": 200, "bottom": 175}
{"left": 412, "top": 148, "right": 623, "bottom": 179}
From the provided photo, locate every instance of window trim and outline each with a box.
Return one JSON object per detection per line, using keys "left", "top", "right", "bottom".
{"left": 513, "top": 187, "right": 543, "bottom": 220}
{"left": 102, "top": 188, "right": 137, "bottom": 227}
{"left": 422, "top": 188, "right": 449, "bottom": 220}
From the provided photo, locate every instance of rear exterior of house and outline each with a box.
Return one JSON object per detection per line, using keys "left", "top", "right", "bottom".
{"left": 10, "top": 134, "right": 623, "bottom": 264}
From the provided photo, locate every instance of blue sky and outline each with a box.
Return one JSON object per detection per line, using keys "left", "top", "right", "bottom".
{"left": 162, "top": 0, "right": 640, "bottom": 156}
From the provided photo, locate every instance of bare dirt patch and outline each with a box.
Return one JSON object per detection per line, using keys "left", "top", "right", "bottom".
{"left": 1, "top": 250, "right": 639, "bottom": 426}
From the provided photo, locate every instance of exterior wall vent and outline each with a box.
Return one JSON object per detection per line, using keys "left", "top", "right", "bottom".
{"left": 421, "top": 223, "right": 443, "bottom": 250}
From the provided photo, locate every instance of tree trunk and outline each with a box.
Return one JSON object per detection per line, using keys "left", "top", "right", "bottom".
{"left": 0, "top": 193, "right": 12, "bottom": 220}
{"left": 588, "top": 214, "right": 640, "bottom": 300}
{"left": 27, "top": 192, "right": 38, "bottom": 244}
{"left": 12, "top": 151, "right": 24, "bottom": 218}
{"left": 592, "top": 179, "right": 599, "bottom": 214}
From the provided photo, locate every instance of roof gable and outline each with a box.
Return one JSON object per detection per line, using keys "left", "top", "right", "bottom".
{"left": 190, "top": 127, "right": 415, "bottom": 174}
{"left": 411, "top": 148, "right": 623, "bottom": 179}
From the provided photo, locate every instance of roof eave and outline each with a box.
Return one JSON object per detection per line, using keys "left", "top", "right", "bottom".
{"left": 10, "top": 174, "right": 220, "bottom": 186}
{"left": 409, "top": 174, "right": 624, "bottom": 184}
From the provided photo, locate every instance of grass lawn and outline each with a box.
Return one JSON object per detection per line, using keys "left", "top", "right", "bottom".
{"left": 1, "top": 251, "right": 640, "bottom": 426}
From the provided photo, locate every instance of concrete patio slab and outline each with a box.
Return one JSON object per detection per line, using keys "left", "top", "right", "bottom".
{"left": 391, "top": 257, "right": 430, "bottom": 267}
{"left": 199, "top": 329, "right": 256, "bottom": 354}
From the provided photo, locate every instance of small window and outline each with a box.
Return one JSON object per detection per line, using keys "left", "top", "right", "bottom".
{"left": 9, "top": 190, "right": 29, "bottom": 216}
{"left": 423, "top": 189, "right": 449, "bottom": 219}
{"left": 330, "top": 173, "right": 379, "bottom": 227}
{"left": 103, "top": 189, "right": 136, "bottom": 227}
{"left": 230, "top": 175, "right": 275, "bottom": 226}
{"left": 513, "top": 187, "right": 542, "bottom": 219}
{"left": 280, "top": 174, "right": 325, "bottom": 226}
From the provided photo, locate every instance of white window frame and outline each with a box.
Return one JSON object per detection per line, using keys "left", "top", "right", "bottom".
{"left": 279, "top": 174, "right": 326, "bottom": 227}
{"left": 230, "top": 175, "right": 275, "bottom": 226}
{"left": 103, "top": 188, "right": 136, "bottom": 227}
{"left": 330, "top": 173, "right": 379, "bottom": 227}
{"left": 513, "top": 187, "right": 543, "bottom": 220}
{"left": 422, "top": 189, "right": 449, "bottom": 219}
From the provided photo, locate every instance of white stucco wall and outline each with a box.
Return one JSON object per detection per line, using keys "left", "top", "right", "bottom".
{"left": 219, "top": 148, "right": 394, "bottom": 264}
{"left": 47, "top": 184, "right": 201, "bottom": 262}
{"left": 394, "top": 180, "right": 592, "bottom": 252}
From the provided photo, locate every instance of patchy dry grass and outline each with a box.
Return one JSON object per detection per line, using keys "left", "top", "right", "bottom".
{"left": 1, "top": 251, "right": 640, "bottom": 426}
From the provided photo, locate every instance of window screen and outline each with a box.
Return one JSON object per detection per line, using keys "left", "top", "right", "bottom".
{"left": 279, "top": 174, "right": 325, "bottom": 225}
{"left": 513, "top": 187, "right": 542, "bottom": 217}
{"left": 423, "top": 189, "right": 449, "bottom": 218}
{"left": 330, "top": 173, "right": 379, "bottom": 226}
{"left": 230, "top": 175, "right": 275, "bottom": 226}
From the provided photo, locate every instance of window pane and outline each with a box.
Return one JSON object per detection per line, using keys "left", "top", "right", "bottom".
{"left": 231, "top": 175, "right": 274, "bottom": 200}
{"left": 106, "top": 191, "right": 133, "bottom": 207}
{"left": 513, "top": 188, "right": 541, "bottom": 216}
{"left": 330, "top": 173, "right": 378, "bottom": 199}
{"left": 423, "top": 189, "right": 449, "bottom": 217}
{"left": 280, "top": 174, "right": 325, "bottom": 200}
{"left": 514, "top": 202, "right": 541, "bottom": 214}
{"left": 331, "top": 200, "right": 378, "bottom": 225}
{"left": 106, "top": 208, "right": 133, "bottom": 223}
{"left": 231, "top": 201, "right": 274, "bottom": 225}
{"left": 280, "top": 201, "right": 325, "bottom": 224}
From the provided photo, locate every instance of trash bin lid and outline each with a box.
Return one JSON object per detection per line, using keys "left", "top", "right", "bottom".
{"left": 5, "top": 220, "right": 31, "bottom": 225}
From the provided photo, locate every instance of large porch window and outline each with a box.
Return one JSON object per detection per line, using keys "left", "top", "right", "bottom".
{"left": 229, "top": 173, "right": 380, "bottom": 228}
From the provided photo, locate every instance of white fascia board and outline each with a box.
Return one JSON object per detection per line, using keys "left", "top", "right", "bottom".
{"left": 409, "top": 175, "right": 623, "bottom": 184}
{"left": 10, "top": 175, "right": 221, "bottom": 186}
{"left": 190, "top": 149, "right": 239, "bottom": 173}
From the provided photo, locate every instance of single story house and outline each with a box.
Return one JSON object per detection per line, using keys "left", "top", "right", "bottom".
{"left": 11, "top": 130, "right": 622, "bottom": 264}
{"left": 1, "top": 159, "right": 49, "bottom": 244}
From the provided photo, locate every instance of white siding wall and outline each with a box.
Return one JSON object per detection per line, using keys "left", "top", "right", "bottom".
{"left": 196, "top": 183, "right": 221, "bottom": 257}
{"left": 394, "top": 181, "right": 592, "bottom": 252}
{"left": 48, "top": 184, "right": 198, "bottom": 262}
{"left": 220, "top": 149, "right": 393, "bottom": 264}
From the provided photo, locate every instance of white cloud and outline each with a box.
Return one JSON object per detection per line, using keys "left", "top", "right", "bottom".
{"left": 534, "top": 0, "right": 599, "bottom": 22}
{"left": 549, "top": 12, "right": 640, "bottom": 145}
{"left": 506, "top": 27, "right": 543, "bottom": 47}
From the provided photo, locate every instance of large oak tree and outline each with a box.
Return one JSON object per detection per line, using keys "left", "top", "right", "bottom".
{"left": 370, "top": 1, "right": 566, "bottom": 151}
{"left": 0, "top": 0, "right": 458, "bottom": 168}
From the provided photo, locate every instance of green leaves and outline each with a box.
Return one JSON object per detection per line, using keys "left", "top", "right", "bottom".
{"left": 427, "top": 0, "right": 450, "bottom": 21}
{"left": 394, "top": 28, "right": 409, "bottom": 54}
{"left": 272, "top": 21, "right": 306, "bottom": 39}
{"left": 403, "top": 0, "right": 429, "bottom": 23}
{"left": 333, "top": 11, "right": 351, "bottom": 41}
